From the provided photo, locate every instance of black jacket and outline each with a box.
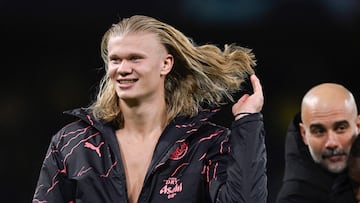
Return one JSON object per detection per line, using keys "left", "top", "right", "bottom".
{"left": 276, "top": 113, "right": 356, "bottom": 203}
{"left": 33, "top": 108, "right": 267, "bottom": 203}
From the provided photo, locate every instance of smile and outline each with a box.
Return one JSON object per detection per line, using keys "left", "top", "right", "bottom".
{"left": 118, "top": 79, "right": 138, "bottom": 84}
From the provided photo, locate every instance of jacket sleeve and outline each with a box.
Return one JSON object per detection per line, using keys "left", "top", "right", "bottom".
{"left": 216, "top": 113, "right": 267, "bottom": 203}
{"left": 32, "top": 132, "right": 75, "bottom": 203}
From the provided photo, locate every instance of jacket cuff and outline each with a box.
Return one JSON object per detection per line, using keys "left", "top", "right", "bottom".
{"left": 231, "top": 112, "right": 263, "bottom": 128}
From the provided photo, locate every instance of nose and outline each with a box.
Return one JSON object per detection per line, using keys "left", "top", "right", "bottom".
{"left": 116, "top": 60, "right": 132, "bottom": 76}
{"left": 324, "top": 131, "right": 339, "bottom": 149}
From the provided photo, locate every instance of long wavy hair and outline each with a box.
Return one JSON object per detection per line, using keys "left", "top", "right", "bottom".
{"left": 89, "top": 15, "right": 256, "bottom": 128}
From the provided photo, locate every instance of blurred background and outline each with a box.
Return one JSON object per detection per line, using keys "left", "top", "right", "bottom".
{"left": 1, "top": 0, "right": 359, "bottom": 202}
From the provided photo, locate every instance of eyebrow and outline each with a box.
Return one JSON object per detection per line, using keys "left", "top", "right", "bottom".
{"left": 309, "top": 123, "right": 324, "bottom": 131}
{"left": 309, "top": 120, "right": 349, "bottom": 129}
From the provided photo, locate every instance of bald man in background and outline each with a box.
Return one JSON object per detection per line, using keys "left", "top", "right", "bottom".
{"left": 277, "top": 83, "right": 360, "bottom": 203}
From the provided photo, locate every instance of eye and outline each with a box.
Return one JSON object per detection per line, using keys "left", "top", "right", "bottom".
{"left": 312, "top": 129, "right": 325, "bottom": 137}
{"left": 109, "top": 55, "right": 121, "bottom": 64}
{"left": 335, "top": 123, "right": 349, "bottom": 133}
{"left": 130, "top": 55, "right": 141, "bottom": 61}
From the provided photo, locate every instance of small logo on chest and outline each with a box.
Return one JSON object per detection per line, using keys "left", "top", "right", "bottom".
{"left": 160, "top": 177, "right": 183, "bottom": 199}
{"left": 169, "top": 142, "right": 188, "bottom": 160}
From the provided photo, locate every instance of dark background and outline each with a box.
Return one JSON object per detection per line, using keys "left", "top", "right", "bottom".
{"left": 1, "top": 0, "right": 359, "bottom": 202}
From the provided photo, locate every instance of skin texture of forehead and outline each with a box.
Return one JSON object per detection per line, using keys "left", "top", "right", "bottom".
{"left": 301, "top": 83, "right": 356, "bottom": 123}
{"left": 108, "top": 32, "right": 163, "bottom": 52}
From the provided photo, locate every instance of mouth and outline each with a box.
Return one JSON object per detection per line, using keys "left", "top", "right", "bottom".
{"left": 322, "top": 149, "right": 347, "bottom": 161}
{"left": 116, "top": 78, "right": 139, "bottom": 89}
{"left": 326, "top": 154, "right": 346, "bottom": 162}
{"left": 118, "top": 79, "right": 138, "bottom": 84}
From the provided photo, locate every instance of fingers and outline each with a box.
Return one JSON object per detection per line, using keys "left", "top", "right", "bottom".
{"left": 232, "top": 74, "right": 264, "bottom": 120}
{"left": 250, "top": 74, "right": 262, "bottom": 95}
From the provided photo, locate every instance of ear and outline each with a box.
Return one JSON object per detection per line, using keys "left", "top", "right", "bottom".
{"left": 160, "top": 54, "right": 174, "bottom": 76}
{"left": 299, "top": 122, "right": 308, "bottom": 145}
{"left": 356, "top": 114, "right": 360, "bottom": 134}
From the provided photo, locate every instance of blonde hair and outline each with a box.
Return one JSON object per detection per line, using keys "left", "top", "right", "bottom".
{"left": 89, "top": 15, "right": 256, "bottom": 128}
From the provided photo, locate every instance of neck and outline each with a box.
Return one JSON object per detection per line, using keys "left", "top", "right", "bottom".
{"left": 119, "top": 99, "right": 167, "bottom": 138}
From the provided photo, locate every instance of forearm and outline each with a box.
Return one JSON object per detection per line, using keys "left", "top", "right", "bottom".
{"left": 219, "top": 113, "right": 267, "bottom": 202}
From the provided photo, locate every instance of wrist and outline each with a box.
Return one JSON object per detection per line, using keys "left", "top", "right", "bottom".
{"left": 234, "top": 112, "right": 253, "bottom": 120}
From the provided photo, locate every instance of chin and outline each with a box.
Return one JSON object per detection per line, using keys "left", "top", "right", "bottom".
{"left": 326, "top": 163, "right": 347, "bottom": 173}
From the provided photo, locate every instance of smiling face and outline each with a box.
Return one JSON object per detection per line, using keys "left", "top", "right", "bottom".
{"left": 300, "top": 83, "right": 360, "bottom": 173}
{"left": 106, "top": 32, "right": 173, "bottom": 105}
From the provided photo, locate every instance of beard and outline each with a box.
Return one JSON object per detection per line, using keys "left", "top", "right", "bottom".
{"left": 309, "top": 146, "right": 348, "bottom": 173}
